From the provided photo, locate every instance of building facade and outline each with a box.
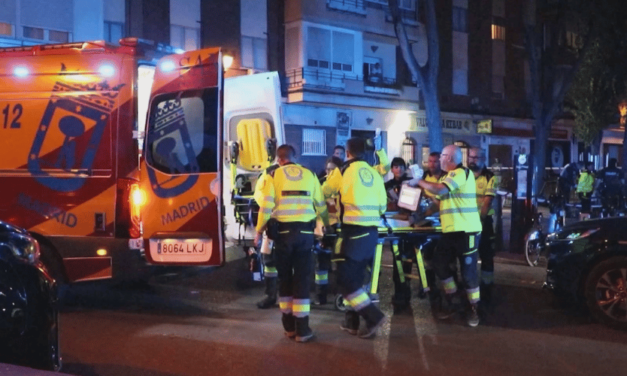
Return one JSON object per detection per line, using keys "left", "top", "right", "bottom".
{"left": 0, "top": 0, "right": 582, "bottom": 175}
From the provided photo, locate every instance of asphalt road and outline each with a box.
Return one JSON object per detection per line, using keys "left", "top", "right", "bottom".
{"left": 38, "top": 248, "right": 627, "bottom": 376}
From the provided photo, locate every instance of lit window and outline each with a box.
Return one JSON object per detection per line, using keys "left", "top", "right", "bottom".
{"left": 492, "top": 24, "right": 506, "bottom": 40}
{"left": 0, "top": 22, "right": 12, "bottom": 37}
{"left": 23, "top": 26, "right": 44, "bottom": 40}
{"left": 49, "top": 30, "right": 69, "bottom": 43}
{"left": 302, "top": 129, "right": 326, "bottom": 156}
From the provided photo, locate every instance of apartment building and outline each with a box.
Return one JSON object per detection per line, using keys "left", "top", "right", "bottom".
{"left": 0, "top": 0, "right": 579, "bottom": 172}
{"left": 0, "top": 0, "right": 201, "bottom": 51}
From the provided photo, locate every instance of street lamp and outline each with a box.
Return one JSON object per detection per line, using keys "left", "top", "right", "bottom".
{"left": 222, "top": 54, "right": 234, "bottom": 70}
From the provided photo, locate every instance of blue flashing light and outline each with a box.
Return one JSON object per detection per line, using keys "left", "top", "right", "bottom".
{"left": 160, "top": 60, "right": 176, "bottom": 72}
{"left": 14, "top": 67, "right": 29, "bottom": 77}
{"left": 99, "top": 65, "right": 115, "bottom": 77}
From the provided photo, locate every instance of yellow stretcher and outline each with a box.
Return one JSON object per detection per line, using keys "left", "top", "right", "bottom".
{"left": 328, "top": 214, "right": 442, "bottom": 311}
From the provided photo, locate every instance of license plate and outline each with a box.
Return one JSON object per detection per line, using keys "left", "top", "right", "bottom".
{"left": 128, "top": 238, "right": 143, "bottom": 249}
{"left": 149, "top": 238, "right": 212, "bottom": 263}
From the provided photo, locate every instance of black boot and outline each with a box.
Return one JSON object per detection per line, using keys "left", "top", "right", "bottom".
{"left": 282, "top": 313, "right": 296, "bottom": 339}
{"left": 340, "top": 310, "right": 360, "bottom": 335}
{"left": 357, "top": 303, "right": 386, "bottom": 339}
{"left": 436, "top": 294, "right": 459, "bottom": 320}
{"left": 314, "top": 284, "right": 328, "bottom": 305}
{"left": 295, "top": 316, "right": 314, "bottom": 343}
{"left": 480, "top": 283, "right": 493, "bottom": 305}
{"left": 256, "top": 277, "right": 277, "bottom": 309}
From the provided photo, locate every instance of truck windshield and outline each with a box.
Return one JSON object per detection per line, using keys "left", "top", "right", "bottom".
{"left": 145, "top": 88, "right": 219, "bottom": 174}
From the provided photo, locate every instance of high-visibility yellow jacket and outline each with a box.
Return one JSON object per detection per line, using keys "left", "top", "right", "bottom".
{"left": 255, "top": 163, "right": 329, "bottom": 232}
{"left": 253, "top": 165, "right": 279, "bottom": 204}
{"left": 576, "top": 169, "right": 594, "bottom": 194}
{"left": 475, "top": 168, "right": 496, "bottom": 216}
{"left": 423, "top": 171, "right": 446, "bottom": 198}
{"left": 439, "top": 165, "right": 482, "bottom": 233}
{"left": 323, "top": 159, "right": 387, "bottom": 227}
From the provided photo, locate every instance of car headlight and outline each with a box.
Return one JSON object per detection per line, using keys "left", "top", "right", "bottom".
{"left": 0, "top": 233, "right": 40, "bottom": 264}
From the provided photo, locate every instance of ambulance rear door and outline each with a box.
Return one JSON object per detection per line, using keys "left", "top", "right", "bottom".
{"left": 139, "top": 48, "right": 224, "bottom": 266}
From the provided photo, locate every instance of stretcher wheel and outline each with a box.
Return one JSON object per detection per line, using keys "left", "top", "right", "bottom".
{"left": 334, "top": 294, "right": 347, "bottom": 312}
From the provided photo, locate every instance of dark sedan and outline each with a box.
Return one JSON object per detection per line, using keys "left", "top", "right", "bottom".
{"left": 0, "top": 221, "right": 61, "bottom": 371}
{"left": 544, "top": 216, "right": 627, "bottom": 330}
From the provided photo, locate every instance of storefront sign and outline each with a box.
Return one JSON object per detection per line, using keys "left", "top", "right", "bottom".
{"left": 416, "top": 116, "right": 473, "bottom": 134}
{"left": 477, "top": 119, "right": 493, "bottom": 134}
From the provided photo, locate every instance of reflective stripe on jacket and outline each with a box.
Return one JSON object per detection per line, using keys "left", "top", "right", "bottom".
{"left": 255, "top": 163, "right": 329, "bottom": 232}
{"left": 322, "top": 160, "right": 387, "bottom": 227}
{"left": 440, "top": 165, "right": 482, "bottom": 233}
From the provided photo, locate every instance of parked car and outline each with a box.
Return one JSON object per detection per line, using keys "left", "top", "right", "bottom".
{"left": 0, "top": 221, "right": 61, "bottom": 371}
{"left": 544, "top": 217, "right": 627, "bottom": 330}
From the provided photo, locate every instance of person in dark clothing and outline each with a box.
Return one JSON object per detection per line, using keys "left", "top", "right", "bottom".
{"left": 595, "top": 158, "right": 624, "bottom": 215}
{"left": 385, "top": 157, "right": 412, "bottom": 206}
{"left": 559, "top": 162, "right": 580, "bottom": 203}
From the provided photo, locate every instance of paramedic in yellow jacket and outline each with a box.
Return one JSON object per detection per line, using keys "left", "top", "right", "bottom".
{"left": 414, "top": 144, "right": 482, "bottom": 327}
{"left": 577, "top": 161, "right": 595, "bottom": 220}
{"left": 314, "top": 146, "right": 389, "bottom": 306}
{"left": 253, "top": 163, "right": 280, "bottom": 309}
{"left": 323, "top": 138, "right": 388, "bottom": 339}
{"left": 468, "top": 147, "right": 497, "bottom": 304}
{"left": 255, "top": 145, "right": 330, "bottom": 343}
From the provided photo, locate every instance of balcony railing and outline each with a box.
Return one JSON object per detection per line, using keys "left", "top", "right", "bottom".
{"left": 286, "top": 68, "right": 359, "bottom": 90}
{"left": 327, "top": 0, "right": 367, "bottom": 15}
{"left": 286, "top": 67, "right": 416, "bottom": 95}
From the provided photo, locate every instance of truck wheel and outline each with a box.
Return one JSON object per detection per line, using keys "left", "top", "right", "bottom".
{"left": 584, "top": 256, "right": 627, "bottom": 330}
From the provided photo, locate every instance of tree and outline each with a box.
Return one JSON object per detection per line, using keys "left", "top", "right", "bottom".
{"left": 522, "top": 0, "right": 597, "bottom": 203}
{"left": 389, "top": 0, "right": 442, "bottom": 152}
{"left": 566, "top": 39, "right": 620, "bottom": 151}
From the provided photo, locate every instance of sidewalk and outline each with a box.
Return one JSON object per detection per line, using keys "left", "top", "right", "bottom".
{"left": 0, "top": 363, "right": 70, "bottom": 376}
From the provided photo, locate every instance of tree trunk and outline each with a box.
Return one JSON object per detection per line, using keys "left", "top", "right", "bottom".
{"left": 389, "top": 0, "right": 443, "bottom": 152}
{"left": 423, "top": 82, "right": 443, "bottom": 152}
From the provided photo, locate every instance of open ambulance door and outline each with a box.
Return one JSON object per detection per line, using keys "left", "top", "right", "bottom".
{"left": 222, "top": 72, "right": 284, "bottom": 244}
{"left": 139, "top": 48, "right": 224, "bottom": 266}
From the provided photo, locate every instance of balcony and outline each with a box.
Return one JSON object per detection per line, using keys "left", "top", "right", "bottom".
{"left": 326, "top": 0, "right": 367, "bottom": 16}
{"left": 285, "top": 67, "right": 420, "bottom": 109}
{"left": 286, "top": 68, "right": 358, "bottom": 91}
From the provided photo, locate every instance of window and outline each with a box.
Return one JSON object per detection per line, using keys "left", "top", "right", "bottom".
{"left": 171, "top": 25, "right": 200, "bottom": 51}
{"left": 104, "top": 21, "right": 124, "bottom": 44}
{"left": 146, "top": 89, "right": 219, "bottom": 174}
{"left": 491, "top": 24, "right": 505, "bottom": 40}
{"left": 367, "top": 0, "right": 414, "bottom": 10}
{"left": 307, "top": 26, "right": 355, "bottom": 72}
{"left": 565, "top": 31, "right": 579, "bottom": 48}
{"left": 23, "top": 26, "right": 44, "bottom": 40}
{"left": 0, "top": 22, "right": 12, "bottom": 37}
{"left": 241, "top": 36, "right": 268, "bottom": 70}
{"left": 302, "top": 129, "right": 326, "bottom": 156}
{"left": 49, "top": 30, "right": 69, "bottom": 43}
{"left": 452, "top": 7, "right": 468, "bottom": 33}
{"left": 399, "top": 0, "right": 415, "bottom": 11}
